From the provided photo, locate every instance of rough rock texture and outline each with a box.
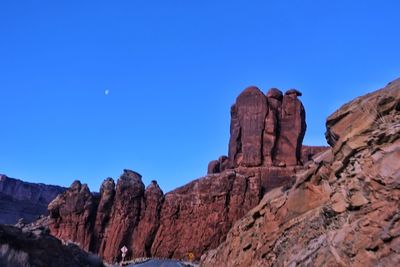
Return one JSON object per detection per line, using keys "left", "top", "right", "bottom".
{"left": 275, "top": 89, "right": 307, "bottom": 166}
{"left": 201, "top": 79, "right": 400, "bottom": 267}
{"left": 0, "top": 175, "right": 65, "bottom": 224}
{"left": 235, "top": 86, "right": 269, "bottom": 167}
{"left": 228, "top": 87, "right": 307, "bottom": 168}
{"left": 133, "top": 180, "right": 164, "bottom": 257}
{"left": 0, "top": 223, "right": 104, "bottom": 267}
{"left": 46, "top": 167, "right": 309, "bottom": 263}
{"left": 45, "top": 86, "right": 327, "bottom": 262}
{"left": 301, "top": 145, "right": 330, "bottom": 165}
{"left": 92, "top": 178, "right": 115, "bottom": 252}
{"left": 99, "top": 170, "right": 145, "bottom": 260}
{"left": 207, "top": 156, "right": 230, "bottom": 174}
{"left": 151, "top": 170, "right": 262, "bottom": 260}
{"left": 48, "top": 180, "right": 97, "bottom": 251}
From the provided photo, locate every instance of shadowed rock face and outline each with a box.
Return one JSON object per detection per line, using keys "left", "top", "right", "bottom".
{"left": 0, "top": 175, "right": 65, "bottom": 224}
{"left": 45, "top": 86, "right": 327, "bottom": 262}
{"left": 0, "top": 223, "right": 104, "bottom": 267}
{"left": 201, "top": 79, "right": 400, "bottom": 267}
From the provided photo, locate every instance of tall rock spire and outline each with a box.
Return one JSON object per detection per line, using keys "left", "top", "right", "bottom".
{"left": 227, "top": 86, "right": 306, "bottom": 168}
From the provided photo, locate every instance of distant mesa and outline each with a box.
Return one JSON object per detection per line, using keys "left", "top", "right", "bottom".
{"left": 0, "top": 174, "right": 66, "bottom": 224}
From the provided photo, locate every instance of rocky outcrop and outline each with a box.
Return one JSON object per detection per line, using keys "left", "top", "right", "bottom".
{"left": 228, "top": 87, "right": 306, "bottom": 168}
{"left": 0, "top": 223, "right": 104, "bottom": 267}
{"left": 99, "top": 170, "right": 145, "bottom": 260}
{"left": 0, "top": 175, "right": 65, "bottom": 224}
{"left": 44, "top": 86, "right": 328, "bottom": 262}
{"left": 47, "top": 164, "right": 310, "bottom": 263}
{"left": 48, "top": 180, "right": 97, "bottom": 251}
{"left": 201, "top": 79, "right": 400, "bottom": 266}
{"left": 47, "top": 168, "right": 268, "bottom": 262}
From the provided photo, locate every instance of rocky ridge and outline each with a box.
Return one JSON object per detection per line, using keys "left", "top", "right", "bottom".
{"left": 201, "top": 79, "right": 400, "bottom": 266}
{"left": 45, "top": 87, "right": 327, "bottom": 263}
{"left": 0, "top": 175, "right": 66, "bottom": 224}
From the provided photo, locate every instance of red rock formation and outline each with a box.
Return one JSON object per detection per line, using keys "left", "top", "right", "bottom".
{"left": 201, "top": 79, "right": 400, "bottom": 267}
{"left": 227, "top": 87, "right": 306, "bottom": 169}
{"left": 236, "top": 87, "right": 269, "bottom": 167}
{"left": 263, "top": 88, "right": 282, "bottom": 165}
{"left": 92, "top": 178, "right": 115, "bottom": 252}
{"left": 46, "top": 85, "right": 325, "bottom": 262}
{"left": 48, "top": 180, "right": 97, "bottom": 251}
{"left": 207, "top": 160, "right": 220, "bottom": 174}
{"left": 275, "top": 89, "right": 307, "bottom": 166}
{"left": 47, "top": 169, "right": 301, "bottom": 263}
{"left": 151, "top": 170, "right": 262, "bottom": 260}
{"left": 132, "top": 180, "right": 164, "bottom": 257}
{"left": 98, "top": 170, "right": 145, "bottom": 260}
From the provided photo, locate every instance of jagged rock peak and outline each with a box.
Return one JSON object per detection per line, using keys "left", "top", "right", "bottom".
{"left": 285, "top": 88, "right": 302, "bottom": 96}
{"left": 117, "top": 169, "right": 145, "bottom": 192}
{"left": 146, "top": 180, "right": 163, "bottom": 193}
{"left": 266, "top": 88, "right": 283, "bottom": 100}
{"left": 100, "top": 177, "right": 115, "bottom": 194}
{"left": 122, "top": 169, "right": 142, "bottom": 179}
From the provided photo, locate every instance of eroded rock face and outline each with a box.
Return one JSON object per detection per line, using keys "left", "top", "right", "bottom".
{"left": 151, "top": 170, "right": 262, "bottom": 259}
{"left": 301, "top": 145, "right": 330, "bottom": 164}
{"left": 48, "top": 180, "right": 97, "bottom": 251}
{"left": 47, "top": 166, "right": 307, "bottom": 263}
{"left": 236, "top": 87, "right": 269, "bottom": 167}
{"left": 227, "top": 87, "right": 307, "bottom": 168}
{"left": 92, "top": 178, "right": 115, "bottom": 252}
{"left": 0, "top": 175, "right": 65, "bottom": 224}
{"left": 98, "top": 170, "right": 145, "bottom": 260}
{"left": 45, "top": 86, "right": 325, "bottom": 262}
{"left": 201, "top": 79, "right": 400, "bottom": 267}
{"left": 275, "top": 89, "right": 307, "bottom": 166}
{"left": 132, "top": 180, "right": 164, "bottom": 257}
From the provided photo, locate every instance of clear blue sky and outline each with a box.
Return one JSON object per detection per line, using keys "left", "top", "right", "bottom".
{"left": 1, "top": 1, "right": 399, "bottom": 192}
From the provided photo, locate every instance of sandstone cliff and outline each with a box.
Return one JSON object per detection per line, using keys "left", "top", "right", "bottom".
{"left": 46, "top": 87, "right": 326, "bottom": 263}
{"left": 201, "top": 79, "right": 400, "bottom": 266}
{"left": 0, "top": 175, "right": 65, "bottom": 224}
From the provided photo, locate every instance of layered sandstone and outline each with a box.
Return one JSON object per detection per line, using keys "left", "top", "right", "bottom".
{"left": 0, "top": 175, "right": 65, "bottom": 224}
{"left": 201, "top": 79, "right": 400, "bottom": 266}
